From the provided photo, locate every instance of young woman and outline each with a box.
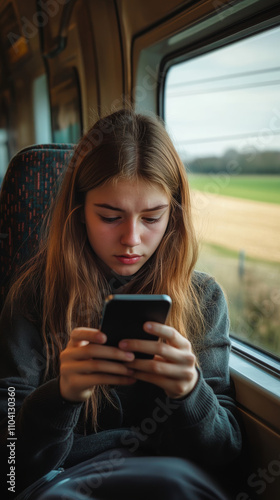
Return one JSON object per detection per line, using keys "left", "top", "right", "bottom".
{"left": 0, "top": 110, "right": 243, "bottom": 499}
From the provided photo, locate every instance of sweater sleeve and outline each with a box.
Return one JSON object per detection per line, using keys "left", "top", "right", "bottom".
{"left": 158, "top": 272, "right": 243, "bottom": 469}
{"left": 0, "top": 301, "right": 83, "bottom": 493}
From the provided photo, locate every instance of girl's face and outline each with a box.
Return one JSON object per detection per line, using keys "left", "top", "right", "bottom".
{"left": 84, "top": 178, "right": 170, "bottom": 276}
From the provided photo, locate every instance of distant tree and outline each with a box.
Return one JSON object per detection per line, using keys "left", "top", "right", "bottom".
{"left": 185, "top": 149, "right": 280, "bottom": 175}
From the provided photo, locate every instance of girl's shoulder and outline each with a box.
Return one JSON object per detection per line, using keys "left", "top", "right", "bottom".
{"left": 192, "top": 270, "right": 229, "bottom": 323}
{"left": 0, "top": 294, "right": 42, "bottom": 339}
{"left": 192, "top": 270, "right": 225, "bottom": 298}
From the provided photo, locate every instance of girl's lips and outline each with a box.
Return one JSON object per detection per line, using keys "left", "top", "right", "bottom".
{"left": 114, "top": 255, "right": 142, "bottom": 264}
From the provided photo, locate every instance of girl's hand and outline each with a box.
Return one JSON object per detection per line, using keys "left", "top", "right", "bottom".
{"left": 119, "top": 322, "right": 198, "bottom": 399}
{"left": 59, "top": 327, "right": 136, "bottom": 402}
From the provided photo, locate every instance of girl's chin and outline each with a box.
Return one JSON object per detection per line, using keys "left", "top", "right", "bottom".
{"left": 110, "top": 261, "right": 145, "bottom": 277}
{"left": 111, "top": 266, "right": 140, "bottom": 277}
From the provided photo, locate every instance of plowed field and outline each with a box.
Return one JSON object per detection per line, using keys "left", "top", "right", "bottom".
{"left": 190, "top": 191, "right": 280, "bottom": 263}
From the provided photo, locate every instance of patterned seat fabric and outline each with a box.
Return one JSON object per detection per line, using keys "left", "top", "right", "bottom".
{"left": 0, "top": 144, "right": 74, "bottom": 312}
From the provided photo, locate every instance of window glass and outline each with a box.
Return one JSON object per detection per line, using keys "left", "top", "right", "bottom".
{"left": 33, "top": 74, "right": 52, "bottom": 144}
{"left": 164, "top": 26, "right": 280, "bottom": 358}
{"left": 0, "top": 97, "right": 10, "bottom": 184}
{"left": 51, "top": 68, "right": 82, "bottom": 144}
{"left": 0, "top": 129, "right": 9, "bottom": 184}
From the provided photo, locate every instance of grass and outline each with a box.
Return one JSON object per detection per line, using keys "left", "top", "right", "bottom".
{"left": 196, "top": 242, "right": 280, "bottom": 357}
{"left": 188, "top": 174, "right": 280, "bottom": 204}
{"left": 200, "top": 243, "right": 280, "bottom": 269}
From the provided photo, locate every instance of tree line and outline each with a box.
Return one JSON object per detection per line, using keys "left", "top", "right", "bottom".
{"left": 185, "top": 149, "right": 280, "bottom": 175}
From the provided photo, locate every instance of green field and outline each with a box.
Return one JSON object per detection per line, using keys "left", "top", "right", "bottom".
{"left": 189, "top": 173, "right": 280, "bottom": 355}
{"left": 188, "top": 174, "right": 280, "bottom": 204}
{"left": 196, "top": 242, "right": 280, "bottom": 356}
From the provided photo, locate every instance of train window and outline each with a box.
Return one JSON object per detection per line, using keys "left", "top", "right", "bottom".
{"left": 50, "top": 68, "right": 82, "bottom": 144}
{"left": 0, "top": 129, "right": 8, "bottom": 185}
{"left": 0, "top": 97, "right": 10, "bottom": 184}
{"left": 33, "top": 74, "right": 52, "bottom": 144}
{"left": 164, "top": 26, "right": 280, "bottom": 358}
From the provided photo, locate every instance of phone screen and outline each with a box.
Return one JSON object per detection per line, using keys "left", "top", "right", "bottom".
{"left": 100, "top": 294, "right": 172, "bottom": 358}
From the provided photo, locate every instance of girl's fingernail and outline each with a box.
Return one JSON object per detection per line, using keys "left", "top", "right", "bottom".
{"left": 125, "top": 352, "right": 134, "bottom": 360}
{"left": 96, "top": 333, "right": 106, "bottom": 343}
{"left": 145, "top": 322, "right": 152, "bottom": 330}
{"left": 119, "top": 341, "right": 128, "bottom": 348}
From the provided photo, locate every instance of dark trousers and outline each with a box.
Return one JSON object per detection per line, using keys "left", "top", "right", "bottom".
{"left": 17, "top": 451, "right": 231, "bottom": 500}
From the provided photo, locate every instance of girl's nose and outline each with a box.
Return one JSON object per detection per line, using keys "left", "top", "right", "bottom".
{"left": 120, "top": 220, "right": 141, "bottom": 247}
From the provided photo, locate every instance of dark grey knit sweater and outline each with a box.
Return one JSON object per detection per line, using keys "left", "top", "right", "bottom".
{"left": 0, "top": 272, "right": 243, "bottom": 495}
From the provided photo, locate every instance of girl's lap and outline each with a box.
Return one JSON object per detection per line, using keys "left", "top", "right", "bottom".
{"left": 18, "top": 451, "right": 230, "bottom": 500}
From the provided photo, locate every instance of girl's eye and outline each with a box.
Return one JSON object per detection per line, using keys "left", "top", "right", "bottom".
{"left": 100, "top": 216, "right": 120, "bottom": 223}
{"left": 143, "top": 217, "right": 161, "bottom": 224}
{"left": 99, "top": 215, "right": 162, "bottom": 224}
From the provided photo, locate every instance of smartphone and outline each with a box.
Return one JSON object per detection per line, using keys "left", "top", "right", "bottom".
{"left": 100, "top": 294, "right": 172, "bottom": 358}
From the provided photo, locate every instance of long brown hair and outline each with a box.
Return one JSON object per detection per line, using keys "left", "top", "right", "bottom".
{"left": 8, "top": 109, "right": 205, "bottom": 426}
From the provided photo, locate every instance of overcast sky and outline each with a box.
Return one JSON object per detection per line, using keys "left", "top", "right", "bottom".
{"left": 164, "top": 25, "right": 280, "bottom": 160}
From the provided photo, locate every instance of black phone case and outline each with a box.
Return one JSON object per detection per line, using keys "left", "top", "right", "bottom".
{"left": 100, "top": 294, "right": 172, "bottom": 358}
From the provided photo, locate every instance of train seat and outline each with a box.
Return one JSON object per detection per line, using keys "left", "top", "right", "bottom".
{"left": 0, "top": 144, "right": 74, "bottom": 312}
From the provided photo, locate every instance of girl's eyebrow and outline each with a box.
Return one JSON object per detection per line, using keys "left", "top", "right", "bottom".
{"left": 94, "top": 203, "right": 169, "bottom": 212}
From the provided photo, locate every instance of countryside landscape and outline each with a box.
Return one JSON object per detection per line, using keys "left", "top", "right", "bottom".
{"left": 188, "top": 170, "right": 280, "bottom": 357}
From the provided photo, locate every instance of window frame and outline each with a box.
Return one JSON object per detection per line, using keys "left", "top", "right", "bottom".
{"left": 231, "top": 337, "right": 280, "bottom": 376}
{"left": 159, "top": 14, "right": 280, "bottom": 119}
